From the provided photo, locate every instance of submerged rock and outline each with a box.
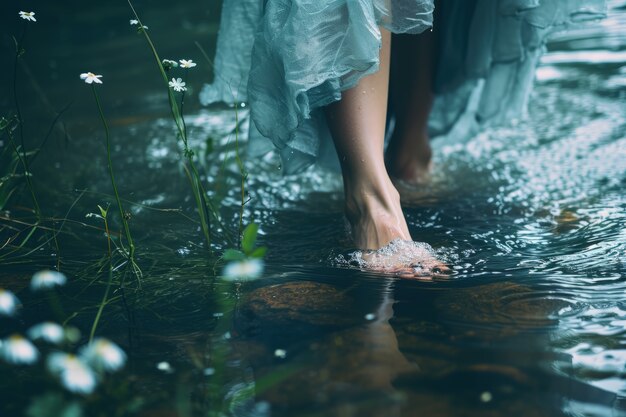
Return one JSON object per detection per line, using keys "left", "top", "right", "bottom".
{"left": 237, "top": 281, "right": 359, "bottom": 333}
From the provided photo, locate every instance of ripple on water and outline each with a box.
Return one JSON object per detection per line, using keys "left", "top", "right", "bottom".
{"left": 554, "top": 303, "right": 626, "bottom": 395}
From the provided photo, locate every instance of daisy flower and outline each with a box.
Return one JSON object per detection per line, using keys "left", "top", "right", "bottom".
{"left": 19, "top": 11, "right": 36, "bottom": 22}
{"left": 0, "top": 334, "right": 39, "bottom": 365}
{"left": 31, "top": 270, "right": 67, "bottom": 291}
{"left": 169, "top": 78, "right": 187, "bottom": 92}
{"left": 0, "top": 289, "right": 20, "bottom": 317}
{"left": 47, "top": 353, "right": 97, "bottom": 394}
{"left": 222, "top": 259, "right": 264, "bottom": 281}
{"left": 80, "top": 338, "right": 126, "bottom": 372}
{"left": 179, "top": 59, "right": 197, "bottom": 69}
{"left": 27, "top": 322, "right": 65, "bottom": 344}
{"left": 80, "top": 72, "right": 103, "bottom": 85}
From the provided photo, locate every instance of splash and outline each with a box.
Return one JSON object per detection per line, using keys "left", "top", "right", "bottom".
{"left": 334, "top": 239, "right": 450, "bottom": 277}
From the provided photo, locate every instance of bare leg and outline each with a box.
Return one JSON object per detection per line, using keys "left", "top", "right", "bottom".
{"left": 386, "top": 29, "right": 436, "bottom": 185}
{"left": 325, "top": 29, "right": 410, "bottom": 250}
{"left": 325, "top": 29, "right": 448, "bottom": 276}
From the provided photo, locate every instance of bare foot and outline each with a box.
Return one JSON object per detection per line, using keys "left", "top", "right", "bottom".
{"left": 386, "top": 132, "right": 433, "bottom": 186}
{"left": 344, "top": 179, "right": 450, "bottom": 278}
{"left": 353, "top": 239, "right": 450, "bottom": 279}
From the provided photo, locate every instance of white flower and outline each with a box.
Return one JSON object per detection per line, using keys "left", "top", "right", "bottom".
{"left": 0, "top": 289, "right": 20, "bottom": 316}
{"left": 162, "top": 59, "right": 178, "bottom": 70}
{"left": 179, "top": 59, "right": 197, "bottom": 69}
{"left": 31, "top": 270, "right": 67, "bottom": 291}
{"left": 47, "top": 353, "right": 97, "bottom": 394}
{"left": 1, "top": 334, "right": 39, "bottom": 365}
{"left": 274, "top": 349, "right": 287, "bottom": 359}
{"left": 129, "top": 19, "right": 148, "bottom": 29}
{"left": 27, "top": 322, "right": 65, "bottom": 344}
{"left": 80, "top": 72, "right": 103, "bottom": 85}
{"left": 19, "top": 11, "right": 36, "bottom": 22}
{"left": 80, "top": 338, "right": 126, "bottom": 372}
{"left": 222, "top": 259, "right": 264, "bottom": 281}
{"left": 168, "top": 78, "right": 187, "bottom": 92}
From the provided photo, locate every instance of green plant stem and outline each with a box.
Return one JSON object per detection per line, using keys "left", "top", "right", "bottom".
{"left": 11, "top": 26, "right": 42, "bottom": 221}
{"left": 5, "top": 129, "right": 41, "bottom": 221}
{"left": 180, "top": 71, "right": 189, "bottom": 140}
{"left": 90, "top": 215, "right": 113, "bottom": 341}
{"left": 127, "top": 0, "right": 232, "bottom": 250}
{"left": 233, "top": 103, "right": 246, "bottom": 244}
{"left": 91, "top": 86, "right": 136, "bottom": 263}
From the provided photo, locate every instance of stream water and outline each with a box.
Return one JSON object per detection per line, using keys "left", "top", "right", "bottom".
{"left": 0, "top": 1, "right": 625, "bottom": 416}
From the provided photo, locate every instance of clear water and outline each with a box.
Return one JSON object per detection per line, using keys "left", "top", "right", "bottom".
{"left": 1, "top": 1, "right": 625, "bottom": 416}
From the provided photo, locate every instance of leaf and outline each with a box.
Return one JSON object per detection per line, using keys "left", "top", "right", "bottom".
{"left": 241, "top": 223, "right": 259, "bottom": 255}
{"left": 250, "top": 246, "right": 267, "bottom": 259}
{"left": 97, "top": 204, "right": 108, "bottom": 218}
{"left": 222, "top": 249, "right": 245, "bottom": 261}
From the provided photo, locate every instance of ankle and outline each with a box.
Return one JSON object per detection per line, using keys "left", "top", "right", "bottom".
{"left": 386, "top": 136, "right": 433, "bottom": 183}
{"left": 344, "top": 179, "right": 400, "bottom": 220}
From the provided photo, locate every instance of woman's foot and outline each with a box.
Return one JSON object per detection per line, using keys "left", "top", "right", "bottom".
{"left": 345, "top": 179, "right": 410, "bottom": 250}
{"left": 344, "top": 178, "right": 449, "bottom": 278}
{"left": 386, "top": 131, "right": 433, "bottom": 185}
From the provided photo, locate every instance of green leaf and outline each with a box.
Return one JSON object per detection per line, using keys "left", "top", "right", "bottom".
{"left": 222, "top": 249, "right": 245, "bottom": 261}
{"left": 250, "top": 246, "right": 267, "bottom": 259}
{"left": 241, "top": 223, "right": 259, "bottom": 255}
{"left": 97, "top": 204, "right": 108, "bottom": 218}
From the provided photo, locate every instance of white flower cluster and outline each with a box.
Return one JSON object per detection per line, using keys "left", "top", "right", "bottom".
{"left": 0, "top": 271, "right": 126, "bottom": 394}
{"left": 163, "top": 59, "right": 197, "bottom": 93}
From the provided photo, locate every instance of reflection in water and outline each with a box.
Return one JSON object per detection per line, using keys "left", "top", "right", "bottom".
{"left": 228, "top": 278, "right": 626, "bottom": 416}
{"left": 0, "top": 0, "right": 625, "bottom": 416}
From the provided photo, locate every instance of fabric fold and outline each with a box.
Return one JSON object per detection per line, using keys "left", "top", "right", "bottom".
{"left": 201, "top": 0, "right": 607, "bottom": 174}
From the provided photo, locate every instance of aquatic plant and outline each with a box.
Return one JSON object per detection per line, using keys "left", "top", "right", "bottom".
{"left": 222, "top": 223, "right": 267, "bottom": 281}
{"left": 126, "top": 0, "right": 226, "bottom": 252}
{"left": 1, "top": 10, "right": 65, "bottom": 266}
{"left": 81, "top": 74, "right": 140, "bottom": 280}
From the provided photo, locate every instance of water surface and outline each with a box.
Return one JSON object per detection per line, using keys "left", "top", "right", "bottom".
{"left": 0, "top": 1, "right": 625, "bottom": 416}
